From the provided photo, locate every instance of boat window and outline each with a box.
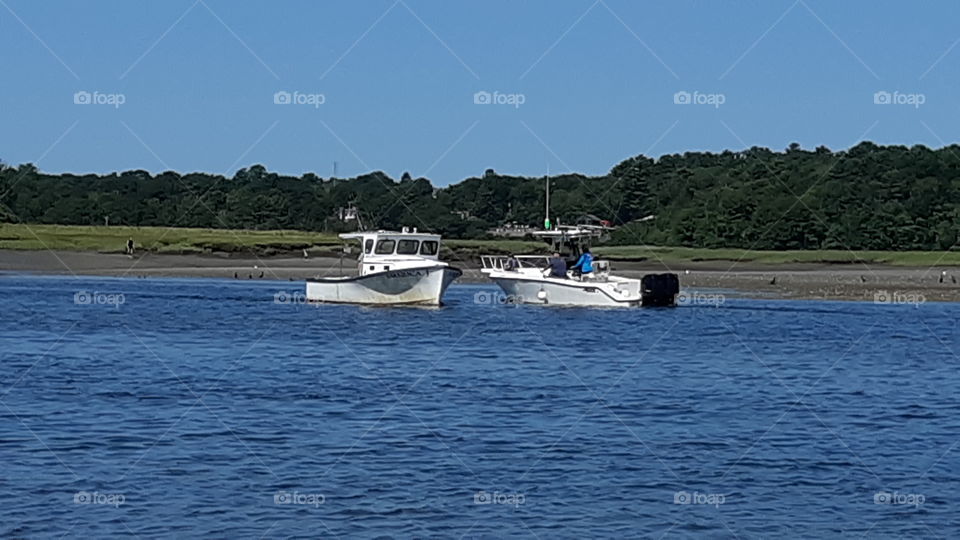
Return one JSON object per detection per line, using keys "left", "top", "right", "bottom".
{"left": 364, "top": 239, "right": 374, "bottom": 254}
{"left": 420, "top": 240, "right": 438, "bottom": 255}
{"left": 396, "top": 239, "right": 419, "bottom": 255}
{"left": 375, "top": 239, "right": 396, "bottom": 254}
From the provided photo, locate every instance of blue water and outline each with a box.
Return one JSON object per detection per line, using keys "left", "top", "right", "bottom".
{"left": 2, "top": 275, "right": 959, "bottom": 539}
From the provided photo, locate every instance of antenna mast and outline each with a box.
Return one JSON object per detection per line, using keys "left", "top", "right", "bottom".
{"left": 544, "top": 164, "right": 551, "bottom": 230}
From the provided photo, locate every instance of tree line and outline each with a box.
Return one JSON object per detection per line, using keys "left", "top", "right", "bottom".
{"left": 2, "top": 141, "right": 959, "bottom": 250}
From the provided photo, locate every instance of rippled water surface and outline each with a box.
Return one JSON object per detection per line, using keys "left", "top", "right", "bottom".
{"left": 2, "top": 275, "right": 959, "bottom": 538}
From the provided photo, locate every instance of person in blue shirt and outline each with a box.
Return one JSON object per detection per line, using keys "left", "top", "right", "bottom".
{"left": 571, "top": 248, "right": 594, "bottom": 279}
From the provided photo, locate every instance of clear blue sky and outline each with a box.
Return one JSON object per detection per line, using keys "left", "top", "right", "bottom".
{"left": 2, "top": 0, "right": 958, "bottom": 185}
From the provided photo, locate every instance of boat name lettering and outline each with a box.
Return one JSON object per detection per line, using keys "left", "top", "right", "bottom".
{"left": 387, "top": 270, "right": 426, "bottom": 278}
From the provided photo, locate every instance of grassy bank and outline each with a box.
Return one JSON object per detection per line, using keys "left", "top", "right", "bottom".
{"left": 0, "top": 223, "right": 340, "bottom": 254}
{"left": 591, "top": 245, "right": 960, "bottom": 266}
{"left": 2, "top": 223, "right": 959, "bottom": 266}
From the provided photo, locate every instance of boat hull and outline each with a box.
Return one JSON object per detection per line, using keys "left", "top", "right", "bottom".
{"left": 306, "top": 266, "right": 462, "bottom": 305}
{"left": 491, "top": 276, "right": 643, "bottom": 307}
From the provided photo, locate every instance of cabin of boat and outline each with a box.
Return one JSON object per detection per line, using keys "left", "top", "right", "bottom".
{"left": 342, "top": 228, "right": 446, "bottom": 276}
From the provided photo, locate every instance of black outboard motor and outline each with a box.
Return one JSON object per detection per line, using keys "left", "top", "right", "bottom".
{"left": 641, "top": 273, "right": 680, "bottom": 307}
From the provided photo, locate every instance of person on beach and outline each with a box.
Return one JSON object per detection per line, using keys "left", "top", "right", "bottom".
{"left": 546, "top": 252, "right": 567, "bottom": 278}
{"left": 571, "top": 248, "right": 594, "bottom": 280}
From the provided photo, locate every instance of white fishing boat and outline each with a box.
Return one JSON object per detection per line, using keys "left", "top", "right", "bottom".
{"left": 306, "top": 228, "right": 462, "bottom": 305}
{"left": 480, "top": 176, "right": 678, "bottom": 307}
{"left": 481, "top": 226, "right": 678, "bottom": 307}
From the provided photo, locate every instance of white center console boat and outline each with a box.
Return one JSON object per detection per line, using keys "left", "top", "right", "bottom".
{"left": 480, "top": 226, "right": 678, "bottom": 307}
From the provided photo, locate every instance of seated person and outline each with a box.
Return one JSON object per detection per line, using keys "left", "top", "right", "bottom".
{"left": 546, "top": 252, "right": 567, "bottom": 278}
{"left": 570, "top": 248, "right": 594, "bottom": 279}
{"left": 503, "top": 254, "right": 520, "bottom": 271}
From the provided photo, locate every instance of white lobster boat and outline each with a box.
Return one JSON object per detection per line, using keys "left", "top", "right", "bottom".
{"left": 306, "top": 228, "right": 462, "bottom": 305}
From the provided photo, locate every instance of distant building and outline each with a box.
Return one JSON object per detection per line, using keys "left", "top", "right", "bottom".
{"left": 336, "top": 206, "right": 358, "bottom": 221}
{"left": 488, "top": 222, "right": 538, "bottom": 238}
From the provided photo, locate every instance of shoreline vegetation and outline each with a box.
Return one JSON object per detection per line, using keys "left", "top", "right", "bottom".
{"left": 3, "top": 224, "right": 960, "bottom": 303}
{"left": 4, "top": 142, "right": 960, "bottom": 254}
{"left": 3, "top": 223, "right": 960, "bottom": 267}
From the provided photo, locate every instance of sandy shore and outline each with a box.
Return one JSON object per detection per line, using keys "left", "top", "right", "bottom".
{"left": 1, "top": 249, "right": 958, "bottom": 303}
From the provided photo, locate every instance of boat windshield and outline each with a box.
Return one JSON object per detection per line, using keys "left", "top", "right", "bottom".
{"left": 375, "top": 239, "right": 396, "bottom": 254}
{"left": 396, "top": 239, "right": 419, "bottom": 255}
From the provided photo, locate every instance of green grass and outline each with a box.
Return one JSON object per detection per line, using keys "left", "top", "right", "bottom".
{"left": 0, "top": 223, "right": 340, "bottom": 254}
{"left": 442, "top": 239, "right": 548, "bottom": 256}
{"left": 3, "top": 223, "right": 960, "bottom": 266}
{"left": 591, "top": 245, "right": 960, "bottom": 266}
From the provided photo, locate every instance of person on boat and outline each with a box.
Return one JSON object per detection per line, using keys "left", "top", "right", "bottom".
{"left": 504, "top": 254, "right": 520, "bottom": 271}
{"left": 546, "top": 252, "right": 567, "bottom": 278}
{"left": 571, "top": 248, "right": 594, "bottom": 280}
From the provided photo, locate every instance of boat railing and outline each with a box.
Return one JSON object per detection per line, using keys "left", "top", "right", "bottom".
{"left": 480, "top": 255, "right": 550, "bottom": 270}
